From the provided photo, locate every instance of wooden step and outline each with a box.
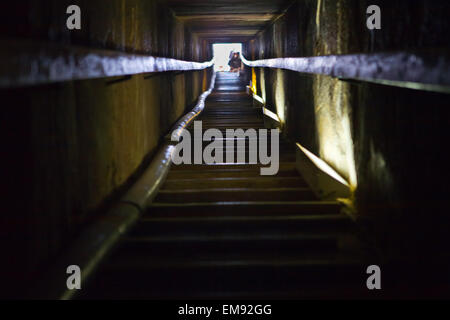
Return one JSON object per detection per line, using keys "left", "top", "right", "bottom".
{"left": 147, "top": 201, "right": 342, "bottom": 217}
{"left": 117, "top": 233, "right": 340, "bottom": 258}
{"left": 131, "top": 214, "right": 355, "bottom": 238}
{"left": 161, "top": 176, "right": 309, "bottom": 189}
{"left": 80, "top": 252, "right": 366, "bottom": 299}
{"left": 170, "top": 162, "right": 296, "bottom": 171}
{"left": 171, "top": 162, "right": 299, "bottom": 172}
{"left": 155, "top": 188, "right": 316, "bottom": 202}
{"left": 166, "top": 168, "right": 300, "bottom": 179}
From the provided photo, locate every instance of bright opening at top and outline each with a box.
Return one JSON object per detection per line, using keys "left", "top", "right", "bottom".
{"left": 213, "top": 43, "right": 242, "bottom": 72}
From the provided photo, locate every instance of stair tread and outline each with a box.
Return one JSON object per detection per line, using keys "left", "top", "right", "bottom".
{"left": 130, "top": 214, "right": 355, "bottom": 238}
{"left": 122, "top": 233, "right": 344, "bottom": 242}
{"left": 101, "top": 252, "right": 364, "bottom": 270}
{"left": 151, "top": 200, "right": 340, "bottom": 206}
{"left": 138, "top": 213, "right": 350, "bottom": 223}
{"left": 148, "top": 201, "right": 342, "bottom": 217}
{"left": 158, "top": 187, "right": 311, "bottom": 193}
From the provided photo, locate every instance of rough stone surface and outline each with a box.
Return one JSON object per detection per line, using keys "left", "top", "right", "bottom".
{"left": 246, "top": 0, "right": 450, "bottom": 262}
{"left": 0, "top": 0, "right": 210, "bottom": 294}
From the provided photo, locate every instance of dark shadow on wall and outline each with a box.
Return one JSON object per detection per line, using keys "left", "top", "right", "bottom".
{"left": 285, "top": 72, "right": 318, "bottom": 155}
{"left": 352, "top": 82, "right": 450, "bottom": 261}
{"left": 0, "top": 67, "right": 208, "bottom": 298}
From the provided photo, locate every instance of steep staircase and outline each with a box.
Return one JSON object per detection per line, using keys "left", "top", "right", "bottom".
{"left": 81, "top": 72, "right": 367, "bottom": 299}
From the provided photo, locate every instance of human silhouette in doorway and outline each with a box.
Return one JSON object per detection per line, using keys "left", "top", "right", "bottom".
{"left": 228, "top": 52, "right": 243, "bottom": 73}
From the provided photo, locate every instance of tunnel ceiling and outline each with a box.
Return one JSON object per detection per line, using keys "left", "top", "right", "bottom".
{"left": 165, "top": 0, "right": 292, "bottom": 43}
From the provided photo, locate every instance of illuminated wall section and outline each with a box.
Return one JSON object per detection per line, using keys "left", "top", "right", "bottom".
{"left": 259, "top": 69, "right": 267, "bottom": 103}
{"left": 274, "top": 69, "right": 286, "bottom": 125}
{"left": 313, "top": 76, "right": 357, "bottom": 189}
{"left": 248, "top": 0, "right": 357, "bottom": 189}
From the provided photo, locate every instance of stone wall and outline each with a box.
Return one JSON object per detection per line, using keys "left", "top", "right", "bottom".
{"left": 0, "top": 0, "right": 210, "bottom": 294}
{"left": 246, "top": 0, "right": 450, "bottom": 261}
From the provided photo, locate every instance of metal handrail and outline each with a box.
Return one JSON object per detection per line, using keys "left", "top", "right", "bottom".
{"left": 0, "top": 38, "right": 214, "bottom": 88}
{"left": 121, "top": 71, "right": 217, "bottom": 209}
{"left": 27, "top": 70, "right": 217, "bottom": 300}
{"left": 242, "top": 51, "right": 450, "bottom": 93}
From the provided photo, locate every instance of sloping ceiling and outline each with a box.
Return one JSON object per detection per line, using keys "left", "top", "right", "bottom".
{"left": 165, "top": 0, "right": 293, "bottom": 43}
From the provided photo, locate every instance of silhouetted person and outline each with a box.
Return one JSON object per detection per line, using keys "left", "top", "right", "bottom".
{"left": 228, "top": 52, "right": 243, "bottom": 73}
